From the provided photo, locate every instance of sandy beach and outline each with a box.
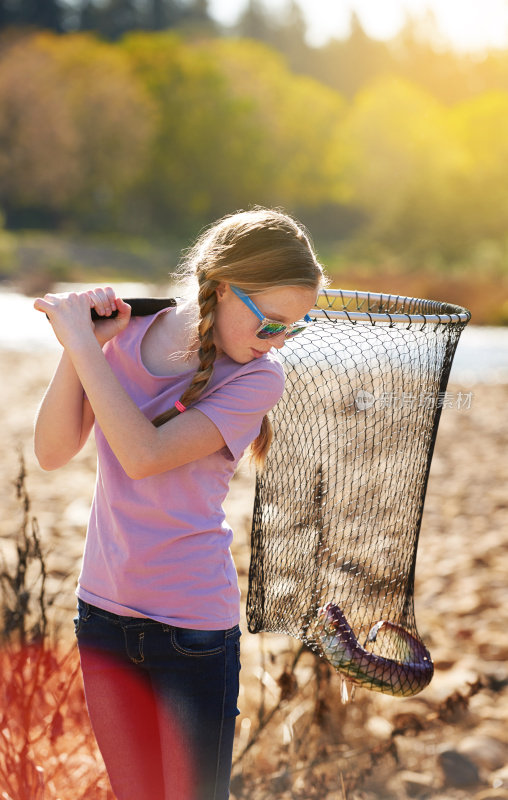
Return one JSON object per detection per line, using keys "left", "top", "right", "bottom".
{"left": 1, "top": 344, "right": 507, "bottom": 799}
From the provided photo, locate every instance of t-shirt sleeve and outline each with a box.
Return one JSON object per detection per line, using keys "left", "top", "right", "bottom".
{"left": 194, "top": 358, "right": 285, "bottom": 462}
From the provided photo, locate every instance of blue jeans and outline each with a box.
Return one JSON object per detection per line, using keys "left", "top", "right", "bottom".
{"left": 74, "top": 599, "right": 241, "bottom": 800}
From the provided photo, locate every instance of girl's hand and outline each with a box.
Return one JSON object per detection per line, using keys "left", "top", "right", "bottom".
{"left": 86, "top": 288, "right": 132, "bottom": 347}
{"left": 34, "top": 287, "right": 131, "bottom": 350}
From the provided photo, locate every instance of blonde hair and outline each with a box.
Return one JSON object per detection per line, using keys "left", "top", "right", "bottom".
{"left": 152, "top": 207, "right": 327, "bottom": 468}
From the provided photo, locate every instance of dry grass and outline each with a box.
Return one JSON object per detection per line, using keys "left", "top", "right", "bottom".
{"left": 0, "top": 642, "right": 112, "bottom": 799}
{"left": 0, "top": 455, "right": 112, "bottom": 799}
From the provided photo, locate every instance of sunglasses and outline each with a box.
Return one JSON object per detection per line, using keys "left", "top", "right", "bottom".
{"left": 230, "top": 285, "right": 312, "bottom": 340}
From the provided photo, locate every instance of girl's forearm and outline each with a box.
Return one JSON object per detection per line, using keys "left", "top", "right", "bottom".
{"left": 67, "top": 336, "right": 159, "bottom": 479}
{"left": 34, "top": 351, "right": 94, "bottom": 469}
{"left": 33, "top": 290, "right": 157, "bottom": 477}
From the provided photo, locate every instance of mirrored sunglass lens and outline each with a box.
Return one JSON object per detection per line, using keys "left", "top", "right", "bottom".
{"left": 257, "top": 322, "right": 287, "bottom": 339}
{"left": 285, "top": 325, "right": 307, "bottom": 339}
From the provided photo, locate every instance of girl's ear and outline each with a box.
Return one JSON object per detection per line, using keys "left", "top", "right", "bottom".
{"left": 216, "top": 281, "right": 228, "bottom": 301}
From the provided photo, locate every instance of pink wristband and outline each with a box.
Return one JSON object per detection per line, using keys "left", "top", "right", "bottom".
{"left": 175, "top": 400, "right": 186, "bottom": 413}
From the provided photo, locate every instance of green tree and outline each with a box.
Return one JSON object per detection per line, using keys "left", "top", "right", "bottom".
{"left": 0, "top": 0, "right": 64, "bottom": 32}
{"left": 389, "top": 12, "right": 483, "bottom": 106}
{"left": 145, "top": 0, "right": 184, "bottom": 30}
{"left": 77, "top": 0, "right": 103, "bottom": 33}
{"left": 450, "top": 90, "right": 508, "bottom": 245}
{"left": 119, "top": 34, "right": 349, "bottom": 232}
{"left": 343, "top": 75, "right": 470, "bottom": 259}
{"left": 77, "top": 0, "right": 202, "bottom": 37}
{"left": 207, "top": 38, "right": 349, "bottom": 213}
{"left": 234, "top": 0, "right": 311, "bottom": 76}
{"left": 235, "top": 0, "right": 273, "bottom": 43}
{"left": 120, "top": 32, "right": 265, "bottom": 230}
{"left": 0, "top": 35, "right": 80, "bottom": 224}
{"left": 0, "top": 32, "right": 155, "bottom": 229}
{"left": 177, "top": 0, "right": 216, "bottom": 38}
{"left": 309, "top": 12, "right": 395, "bottom": 100}
{"left": 79, "top": 0, "right": 142, "bottom": 40}
{"left": 275, "top": 0, "right": 308, "bottom": 66}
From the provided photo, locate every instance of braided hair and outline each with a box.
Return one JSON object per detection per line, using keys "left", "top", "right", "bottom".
{"left": 152, "top": 207, "right": 326, "bottom": 466}
{"left": 151, "top": 273, "right": 219, "bottom": 427}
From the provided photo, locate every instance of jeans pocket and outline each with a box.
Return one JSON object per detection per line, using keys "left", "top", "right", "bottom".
{"left": 73, "top": 599, "right": 90, "bottom": 637}
{"left": 171, "top": 626, "right": 226, "bottom": 657}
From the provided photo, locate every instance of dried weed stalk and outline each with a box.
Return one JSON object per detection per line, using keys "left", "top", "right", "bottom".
{"left": 0, "top": 452, "right": 111, "bottom": 800}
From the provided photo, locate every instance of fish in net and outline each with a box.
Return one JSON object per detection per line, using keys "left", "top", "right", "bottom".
{"left": 246, "top": 289, "right": 471, "bottom": 698}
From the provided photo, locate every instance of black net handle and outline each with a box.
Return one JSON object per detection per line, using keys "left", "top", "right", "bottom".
{"left": 45, "top": 297, "right": 176, "bottom": 322}
{"left": 90, "top": 297, "right": 176, "bottom": 320}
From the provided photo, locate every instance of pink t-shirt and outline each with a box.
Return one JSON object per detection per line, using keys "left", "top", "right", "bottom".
{"left": 77, "top": 308, "right": 285, "bottom": 629}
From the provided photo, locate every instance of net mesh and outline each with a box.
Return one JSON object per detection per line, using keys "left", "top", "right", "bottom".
{"left": 246, "top": 289, "right": 471, "bottom": 697}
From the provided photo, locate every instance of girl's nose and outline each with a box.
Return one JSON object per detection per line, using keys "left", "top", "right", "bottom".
{"left": 270, "top": 332, "right": 287, "bottom": 350}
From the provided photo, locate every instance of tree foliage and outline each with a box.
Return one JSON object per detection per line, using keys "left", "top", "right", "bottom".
{"left": 0, "top": 27, "right": 507, "bottom": 265}
{"left": 205, "top": 39, "right": 348, "bottom": 208}
{"left": 114, "top": 33, "right": 348, "bottom": 232}
{"left": 0, "top": 32, "right": 154, "bottom": 228}
{"left": 343, "top": 75, "right": 508, "bottom": 261}
{"left": 343, "top": 76, "right": 468, "bottom": 258}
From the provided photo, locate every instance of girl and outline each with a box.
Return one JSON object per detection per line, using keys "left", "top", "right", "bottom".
{"left": 34, "top": 207, "right": 326, "bottom": 800}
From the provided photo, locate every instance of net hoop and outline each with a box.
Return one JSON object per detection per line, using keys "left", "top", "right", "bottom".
{"left": 313, "top": 289, "right": 471, "bottom": 327}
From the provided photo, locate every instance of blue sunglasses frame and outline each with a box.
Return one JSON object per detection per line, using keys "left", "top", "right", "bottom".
{"left": 230, "top": 285, "right": 312, "bottom": 340}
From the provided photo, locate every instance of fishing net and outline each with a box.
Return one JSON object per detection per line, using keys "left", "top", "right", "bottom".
{"left": 246, "top": 289, "right": 471, "bottom": 698}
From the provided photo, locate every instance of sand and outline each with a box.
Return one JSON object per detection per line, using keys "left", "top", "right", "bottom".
{"left": 1, "top": 346, "right": 507, "bottom": 799}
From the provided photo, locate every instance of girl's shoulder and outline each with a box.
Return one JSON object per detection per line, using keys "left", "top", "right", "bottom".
{"left": 105, "top": 306, "right": 178, "bottom": 361}
{"left": 215, "top": 349, "right": 284, "bottom": 385}
{"left": 205, "top": 350, "right": 285, "bottom": 409}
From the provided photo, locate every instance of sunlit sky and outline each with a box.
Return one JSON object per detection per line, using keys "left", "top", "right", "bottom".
{"left": 208, "top": 0, "right": 508, "bottom": 52}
